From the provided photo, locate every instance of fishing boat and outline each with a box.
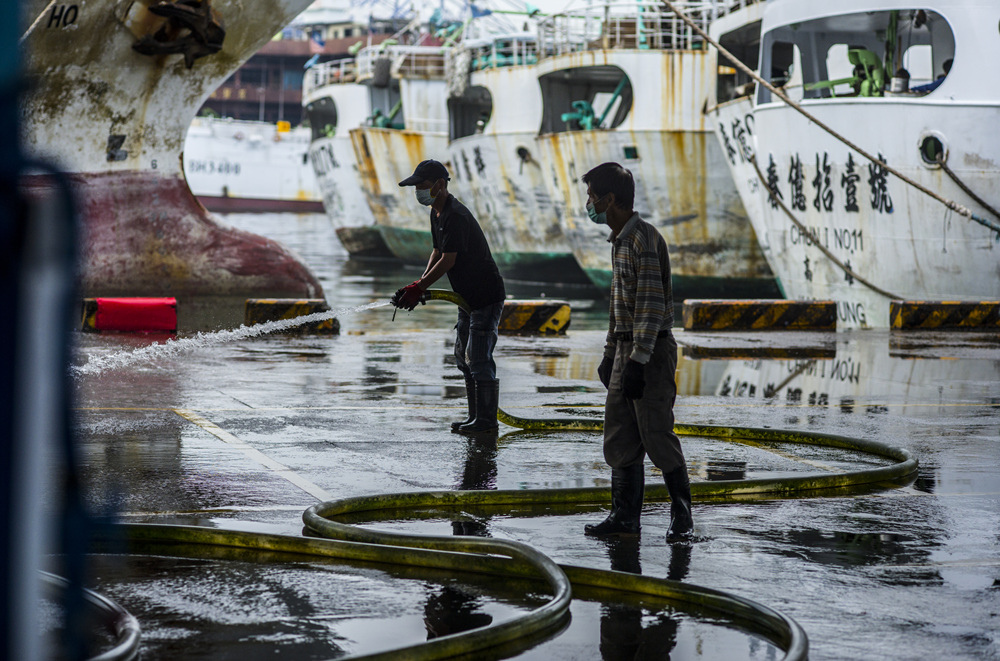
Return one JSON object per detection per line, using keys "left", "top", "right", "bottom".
{"left": 349, "top": 43, "right": 451, "bottom": 264}
{"left": 706, "top": 0, "right": 1000, "bottom": 328}
{"left": 532, "top": 1, "right": 778, "bottom": 297}
{"left": 302, "top": 57, "right": 395, "bottom": 257}
{"left": 183, "top": 116, "right": 323, "bottom": 213}
{"left": 20, "top": 0, "right": 322, "bottom": 299}
{"left": 446, "top": 33, "right": 592, "bottom": 284}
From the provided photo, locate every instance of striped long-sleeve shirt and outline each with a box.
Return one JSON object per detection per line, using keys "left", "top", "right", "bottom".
{"left": 603, "top": 213, "right": 673, "bottom": 364}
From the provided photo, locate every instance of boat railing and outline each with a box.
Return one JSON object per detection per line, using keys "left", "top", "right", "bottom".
{"left": 467, "top": 35, "right": 539, "bottom": 71}
{"left": 357, "top": 45, "right": 449, "bottom": 81}
{"left": 536, "top": 0, "right": 722, "bottom": 56}
{"left": 303, "top": 59, "right": 358, "bottom": 96}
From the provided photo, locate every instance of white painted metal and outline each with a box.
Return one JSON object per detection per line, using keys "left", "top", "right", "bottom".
{"left": 183, "top": 118, "right": 320, "bottom": 205}
{"left": 21, "top": 0, "right": 314, "bottom": 179}
{"left": 532, "top": 6, "right": 773, "bottom": 291}
{"left": 447, "top": 37, "right": 575, "bottom": 274}
{"left": 302, "top": 60, "right": 378, "bottom": 234}
{"left": 349, "top": 45, "right": 452, "bottom": 260}
{"left": 708, "top": 0, "right": 1000, "bottom": 328}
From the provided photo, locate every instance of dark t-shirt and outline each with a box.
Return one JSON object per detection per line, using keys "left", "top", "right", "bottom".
{"left": 431, "top": 195, "right": 505, "bottom": 310}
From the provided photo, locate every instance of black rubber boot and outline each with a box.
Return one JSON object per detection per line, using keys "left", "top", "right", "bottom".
{"left": 451, "top": 376, "right": 477, "bottom": 431}
{"left": 584, "top": 464, "right": 644, "bottom": 537}
{"left": 457, "top": 379, "right": 499, "bottom": 433}
{"left": 664, "top": 467, "right": 694, "bottom": 542}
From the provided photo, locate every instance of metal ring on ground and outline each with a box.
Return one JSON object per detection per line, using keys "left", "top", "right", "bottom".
{"left": 40, "top": 570, "right": 141, "bottom": 661}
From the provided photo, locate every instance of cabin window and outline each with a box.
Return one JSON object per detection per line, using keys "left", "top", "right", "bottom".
{"left": 538, "top": 65, "right": 632, "bottom": 134}
{"left": 757, "top": 9, "right": 954, "bottom": 104}
{"left": 305, "top": 97, "right": 338, "bottom": 140}
{"left": 448, "top": 86, "right": 493, "bottom": 141}
{"left": 716, "top": 19, "right": 761, "bottom": 103}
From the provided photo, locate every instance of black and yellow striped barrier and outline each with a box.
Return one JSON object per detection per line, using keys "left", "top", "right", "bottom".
{"left": 245, "top": 299, "right": 340, "bottom": 334}
{"left": 890, "top": 300, "right": 1000, "bottom": 330}
{"left": 500, "top": 299, "right": 571, "bottom": 335}
{"left": 683, "top": 300, "right": 836, "bottom": 331}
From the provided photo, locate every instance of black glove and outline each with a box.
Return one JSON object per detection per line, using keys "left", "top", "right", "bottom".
{"left": 597, "top": 356, "right": 613, "bottom": 389}
{"left": 622, "top": 359, "right": 645, "bottom": 400}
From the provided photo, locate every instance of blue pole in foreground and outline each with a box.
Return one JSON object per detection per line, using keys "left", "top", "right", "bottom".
{"left": 1, "top": 0, "right": 30, "bottom": 658}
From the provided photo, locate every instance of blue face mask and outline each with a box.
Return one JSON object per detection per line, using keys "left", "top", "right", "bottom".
{"left": 587, "top": 195, "right": 609, "bottom": 225}
{"left": 416, "top": 187, "right": 435, "bottom": 206}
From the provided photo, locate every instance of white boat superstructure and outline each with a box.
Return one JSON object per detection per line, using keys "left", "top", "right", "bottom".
{"left": 707, "top": 0, "right": 1000, "bottom": 328}
{"left": 303, "top": 58, "right": 392, "bottom": 257}
{"left": 184, "top": 117, "right": 322, "bottom": 212}
{"left": 532, "top": 1, "right": 777, "bottom": 296}
{"left": 446, "top": 34, "right": 591, "bottom": 284}
{"left": 350, "top": 44, "right": 451, "bottom": 263}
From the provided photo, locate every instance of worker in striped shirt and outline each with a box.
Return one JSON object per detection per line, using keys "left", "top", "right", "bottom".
{"left": 581, "top": 162, "right": 694, "bottom": 543}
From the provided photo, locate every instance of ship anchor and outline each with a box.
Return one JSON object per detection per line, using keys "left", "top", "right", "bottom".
{"left": 132, "top": 0, "right": 225, "bottom": 69}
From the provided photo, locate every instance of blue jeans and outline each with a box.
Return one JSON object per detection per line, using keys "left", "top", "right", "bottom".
{"left": 454, "top": 301, "right": 503, "bottom": 381}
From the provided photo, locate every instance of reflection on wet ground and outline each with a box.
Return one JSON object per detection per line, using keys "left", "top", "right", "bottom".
{"left": 64, "top": 214, "right": 1000, "bottom": 660}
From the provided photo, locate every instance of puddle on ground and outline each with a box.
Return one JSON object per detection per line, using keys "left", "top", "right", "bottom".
{"left": 64, "top": 213, "right": 1000, "bottom": 661}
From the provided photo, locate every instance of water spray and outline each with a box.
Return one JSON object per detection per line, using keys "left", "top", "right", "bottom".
{"left": 72, "top": 301, "right": 390, "bottom": 377}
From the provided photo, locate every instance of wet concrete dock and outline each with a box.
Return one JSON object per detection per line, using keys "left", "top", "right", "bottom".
{"left": 66, "top": 213, "right": 1000, "bottom": 660}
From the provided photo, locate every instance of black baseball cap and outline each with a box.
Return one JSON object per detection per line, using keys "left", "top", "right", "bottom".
{"left": 398, "top": 159, "right": 451, "bottom": 186}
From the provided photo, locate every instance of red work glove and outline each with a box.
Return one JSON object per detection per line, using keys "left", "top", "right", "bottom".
{"left": 391, "top": 281, "right": 425, "bottom": 311}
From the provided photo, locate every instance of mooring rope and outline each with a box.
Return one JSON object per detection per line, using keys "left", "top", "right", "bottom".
{"left": 745, "top": 154, "right": 903, "bottom": 300}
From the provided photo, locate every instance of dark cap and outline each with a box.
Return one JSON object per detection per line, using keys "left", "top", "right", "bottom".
{"left": 398, "top": 159, "right": 451, "bottom": 186}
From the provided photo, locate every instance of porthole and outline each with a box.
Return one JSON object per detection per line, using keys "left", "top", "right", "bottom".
{"left": 918, "top": 131, "right": 947, "bottom": 167}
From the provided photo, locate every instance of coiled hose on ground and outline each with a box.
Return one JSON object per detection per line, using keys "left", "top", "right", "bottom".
{"left": 88, "top": 289, "right": 918, "bottom": 661}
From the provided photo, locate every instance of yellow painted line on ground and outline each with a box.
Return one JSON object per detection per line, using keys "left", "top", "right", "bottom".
{"left": 173, "top": 408, "right": 333, "bottom": 502}
{"left": 727, "top": 438, "right": 843, "bottom": 473}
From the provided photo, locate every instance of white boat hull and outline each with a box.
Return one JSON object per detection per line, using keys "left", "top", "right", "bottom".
{"left": 535, "top": 49, "right": 777, "bottom": 296}
{"left": 710, "top": 96, "right": 1000, "bottom": 328}
{"left": 351, "top": 126, "right": 448, "bottom": 264}
{"left": 184, "top": 118, "right": 322, "bottom": 212}
{"left": 448, "top": 131, "right": 591, "bottom": 283}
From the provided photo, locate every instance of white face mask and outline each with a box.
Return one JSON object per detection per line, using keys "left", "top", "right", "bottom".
{"left": 415, "top": 188, "right": 435, "bottom": 206}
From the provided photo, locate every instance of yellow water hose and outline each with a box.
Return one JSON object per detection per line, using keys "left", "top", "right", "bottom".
{"left": 110, "top": 523, "right": 571, "bottom": 661}
{"left": 41, "top": 570, "right": 141, "bottom": 661}
{"left": 87, "top": 289, "right": 918, "bottom": 661}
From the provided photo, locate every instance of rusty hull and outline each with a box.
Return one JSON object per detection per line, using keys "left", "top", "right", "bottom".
{"left": 349, "top": 126, "right": 447, "bottom": 263}
{"left": 539, "top": 128, "right": 774, "bottom": 292}
{"left": 21, "top": 0, "right": 321, "bottom": 298}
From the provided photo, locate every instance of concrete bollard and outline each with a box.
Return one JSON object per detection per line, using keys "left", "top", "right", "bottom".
{"left": 244, "top": 299, "right": 340, "bottom": 334}
{"left": 499, "top": 299, "right": 571, "bottom": 335}
{"left": 890, "top": 300, "right": 1000, "bottom": 330}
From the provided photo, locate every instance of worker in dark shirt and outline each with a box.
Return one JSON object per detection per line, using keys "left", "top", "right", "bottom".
{"left": 392, "top": 160, "right": 506, "bottom": 433}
